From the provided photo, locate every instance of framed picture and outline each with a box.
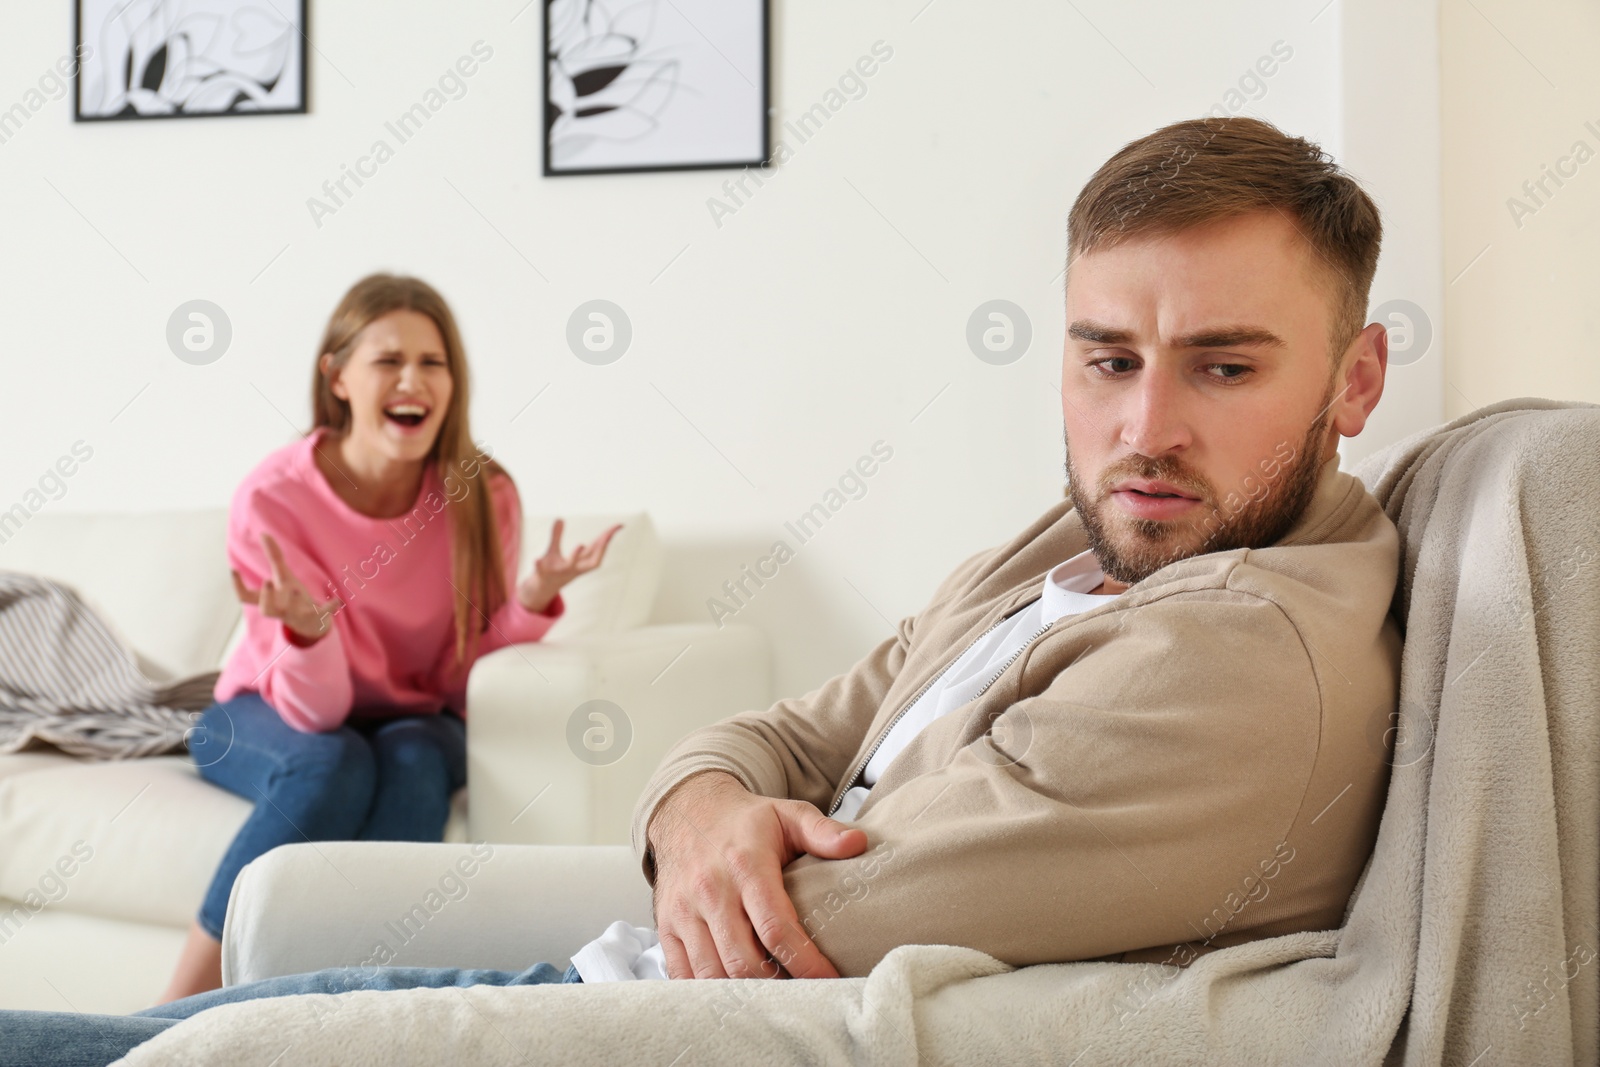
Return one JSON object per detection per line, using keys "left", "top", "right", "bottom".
{"left": 544, "top": 0, "right": 770, "bottom": 176}
{"left": 74, "top": 0, "right": 308, "bottom": 122}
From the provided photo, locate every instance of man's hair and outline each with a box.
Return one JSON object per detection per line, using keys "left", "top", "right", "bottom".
{"left": 1066, "top": 116, "right": 1383, "bottom": 363}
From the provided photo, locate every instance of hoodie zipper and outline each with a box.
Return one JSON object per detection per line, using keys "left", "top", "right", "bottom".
{"left": 968, "top": 617, "right": 1054, "bottom": 703}
{"left": 826, "top": 598, "right": 1050, "bottom": 816}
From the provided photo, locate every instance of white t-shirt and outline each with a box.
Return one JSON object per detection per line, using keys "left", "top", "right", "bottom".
{"left": 570, "top": 549, "right": 1118, "bottom": 983}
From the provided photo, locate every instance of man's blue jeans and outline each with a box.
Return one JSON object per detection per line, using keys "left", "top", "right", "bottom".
{"left": 189, "top": 691, "right": 468, "bottom": 938}
{"left": 0, "top": 962, "right": 582, "bottom": 1066}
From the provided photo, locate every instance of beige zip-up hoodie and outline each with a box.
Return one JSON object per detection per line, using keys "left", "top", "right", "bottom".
{"left": 632, "top": 457, "right": 1402, "bottom": 976}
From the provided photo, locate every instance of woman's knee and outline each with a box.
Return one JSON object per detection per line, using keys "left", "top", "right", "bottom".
{"left": 224, "top": 726, "right": 378, "bottom": 829}
{"left": 185, "top": 697, "right": 252, "bottom": 772}
{"left": 370, "top": 717, "right": 463, "bottom": 777}
{"left": 372, "top": 724, "right": 437, "bottom": 766}
{"left": 271, "top": 728, "right": 376, "bottom": 796}
{"left": 194, "top": 696, "right": 377, "bottom": 817}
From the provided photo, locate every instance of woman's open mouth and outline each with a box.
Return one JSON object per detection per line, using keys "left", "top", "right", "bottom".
{"left": 383, "top": 402, "right": 432, "bottom": 433}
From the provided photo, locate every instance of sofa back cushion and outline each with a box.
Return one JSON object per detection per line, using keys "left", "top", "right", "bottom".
{"left": 0, "top": 511, "right": 238, "bottom": 682}
{"left": 0, "top": 509, "right": 661, "bottom": 681}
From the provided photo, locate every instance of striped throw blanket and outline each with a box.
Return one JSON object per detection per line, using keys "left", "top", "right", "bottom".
{"left": 0, "top": 570, "right": 220, "bottom": 759}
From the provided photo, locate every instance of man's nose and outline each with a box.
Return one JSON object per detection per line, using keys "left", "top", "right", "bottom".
{"left": 1119, "top": 373, "right": 1192, "bottom": 456}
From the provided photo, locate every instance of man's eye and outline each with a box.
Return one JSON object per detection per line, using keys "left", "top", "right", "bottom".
{"left": 1207, "top": 363, "right": 1251, "bottom": 381}
{"left": 1092, "top": 356, "right": 1137, "bottom": 375}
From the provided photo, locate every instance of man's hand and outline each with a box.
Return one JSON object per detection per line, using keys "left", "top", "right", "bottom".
{"left": 647, "top": 770, "right": 868, "bottom": 981}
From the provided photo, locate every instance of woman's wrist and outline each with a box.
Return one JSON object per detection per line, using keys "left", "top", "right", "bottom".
{"left": 282, "top": 616, "right": 333, "bottom": 647}
{"left": 283, "top": 622, "right": 324, "bottom": 648}
{"left": 517, "top": 579, "right": 562, "bottom": 614}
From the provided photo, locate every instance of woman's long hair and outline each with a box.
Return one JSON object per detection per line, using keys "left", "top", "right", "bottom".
{"left": 309, "top": 273, "right": 510, "bottom": 678}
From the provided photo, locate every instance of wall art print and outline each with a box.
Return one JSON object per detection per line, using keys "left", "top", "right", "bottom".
{"left": 544, "top": 0, "right": 769, "bottom": 176}
{"left": 75, "top": 0, "right": 307, "bottom": 121}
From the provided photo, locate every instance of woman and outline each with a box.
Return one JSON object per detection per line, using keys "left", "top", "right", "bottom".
{"left": 159, "top": 273, "right": 620, "bottom": 1002}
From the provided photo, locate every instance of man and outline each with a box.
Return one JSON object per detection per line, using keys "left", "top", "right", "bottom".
{"left": 618, "top": 114, "right": 1398, "bottom": 982}
{"left": 0, "top": 114, "right": 1401, "bottom": 1063}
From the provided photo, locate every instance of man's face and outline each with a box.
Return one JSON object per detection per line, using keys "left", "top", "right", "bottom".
{"left": 1061, "top": 209, "right": 1377, "bottom": 586}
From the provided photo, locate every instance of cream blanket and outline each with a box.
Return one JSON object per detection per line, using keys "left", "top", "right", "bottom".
{"left": 115, "top": 399, "right": 1600, "bottom": 1066}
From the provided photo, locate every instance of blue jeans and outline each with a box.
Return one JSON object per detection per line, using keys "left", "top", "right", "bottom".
{"left": 189, "top": 691, "right": 468, "bottom": 938}
{"left": 0, "top": 963, "right": 581, "bottom": 1066}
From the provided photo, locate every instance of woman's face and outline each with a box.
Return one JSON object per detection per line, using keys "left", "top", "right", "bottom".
{"left": 324, "top": 309, "right": 454, "bottom": 465}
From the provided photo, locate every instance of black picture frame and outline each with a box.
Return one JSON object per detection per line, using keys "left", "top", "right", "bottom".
{"left": 73, "top": 0, "right": 309, "bottom": 123}
{"left": 543, "top": 0, "right": 771, "bottom": 177}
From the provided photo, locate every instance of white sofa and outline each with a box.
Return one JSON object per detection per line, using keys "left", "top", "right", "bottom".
{"left": 0, "top": 509, "right": 768, "bottom": 1014}
{"left": 102, "top": 401, "right": 1600, "bottom": 1067}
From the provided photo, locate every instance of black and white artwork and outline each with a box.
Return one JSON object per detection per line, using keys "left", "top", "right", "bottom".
{"left": 544, "top": 0, "right": 769, "bottom": 176}
{"left": 75, "top": 0, "right": 307, "bottom": 121}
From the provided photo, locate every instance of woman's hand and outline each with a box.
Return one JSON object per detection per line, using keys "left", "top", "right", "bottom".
{"left": 516, "top": 519, "right": 622, "bottom": 613}
{"left": 231, "top": 532, "right": 343, "bottom": 643}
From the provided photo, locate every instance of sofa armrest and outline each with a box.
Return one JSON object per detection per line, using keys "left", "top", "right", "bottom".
{"left": 222, "top": 841, "right": 652, "bottom": 985}
{"left": 466, "top": 621, "right": 769, "bottom": 845}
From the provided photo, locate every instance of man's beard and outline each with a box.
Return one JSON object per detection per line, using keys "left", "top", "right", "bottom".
{"left": 1064, "top": 394, "right": 1334, "bottom": 586}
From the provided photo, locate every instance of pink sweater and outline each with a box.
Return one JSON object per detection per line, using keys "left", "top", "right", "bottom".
{"left": 213, "top": 426, "right": 564, "bottom": 732}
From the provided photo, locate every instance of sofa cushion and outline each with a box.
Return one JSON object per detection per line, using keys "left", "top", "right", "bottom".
{"left": 521, "top": 512, "right": 661, "bottom": 637}
{"left": 0, "top": 898, "right": 186, "bottom": 1014}
{"left": 0, "top": 753, "right": 250, "bottom": 928}
{"left": 0, "top": 750, "right": 69, "bottom": 786}
{"left": 0, "top": 750, "right": 470, "bottom": 931}
{"left": 0, "top": 511, "right": 239, "bottom": 682}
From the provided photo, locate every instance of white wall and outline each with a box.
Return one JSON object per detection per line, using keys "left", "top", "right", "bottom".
{"left": 1339, "top": 0, "right": 1445, "bottom": 462}
{"left": 0, "top": 0, "right": 1438, "bottom": 699}
{"left": 1440, "top": 0, "right": 1600, "bottom": 418}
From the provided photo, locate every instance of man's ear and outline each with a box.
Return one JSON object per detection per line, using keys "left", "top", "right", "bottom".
{"left": 1330, "top": 321, "right": 1388, "bottom": 441}
{"left": 318, "top": 352, "right": 346, "bottom": 401}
